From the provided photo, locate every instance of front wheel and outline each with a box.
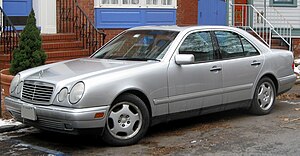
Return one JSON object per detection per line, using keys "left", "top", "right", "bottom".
{"left": 102, "top": 93, "right": 150, "bottom": 146}
{"left": 249, "top": 77, "right": 276, "bottom": 115}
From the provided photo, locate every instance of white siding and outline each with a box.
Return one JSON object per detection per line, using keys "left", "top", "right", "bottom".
{"left": 253, "top": 0, "right": 300, "bottom": 28}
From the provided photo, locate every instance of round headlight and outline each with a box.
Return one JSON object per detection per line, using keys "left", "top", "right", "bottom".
{"left": 58, "top": 88, "right": 68, "bottom": 102}
{"left": 69, "top": 82, "right": 85, "bottom": 104}
{"left": 10, "top": 74, "right": 20, "bottom": 93}
{"left": 16, "top": 81, "right": 23, "bottom": 94}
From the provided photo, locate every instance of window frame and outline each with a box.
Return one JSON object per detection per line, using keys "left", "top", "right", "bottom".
{"left": 178, "top": 30, "right": 217, "bottom": 63}
{"left": 94, "top": 0, "right": 177, "bottom": 9}
{"left": 212, "top": 30, "right": 260, "bottom": 60}
{"left": 270, "top": 0, "right": 297, "bottom": 7}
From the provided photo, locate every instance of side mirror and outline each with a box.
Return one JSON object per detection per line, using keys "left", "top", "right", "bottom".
{"left": 175, "top": 54, "right": 195, "bottom": 65}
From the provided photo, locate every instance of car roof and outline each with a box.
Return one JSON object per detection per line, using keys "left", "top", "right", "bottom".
{"left": 128, "top": 25, "right": 241, "bottom": 32}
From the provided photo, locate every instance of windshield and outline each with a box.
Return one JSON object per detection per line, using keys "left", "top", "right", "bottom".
{"left": 92, "top": 30, "right": 179, "bottom": 61}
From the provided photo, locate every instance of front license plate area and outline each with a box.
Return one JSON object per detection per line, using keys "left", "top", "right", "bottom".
{"left": 21, "top": 104, "right": 37, "bottom": 121}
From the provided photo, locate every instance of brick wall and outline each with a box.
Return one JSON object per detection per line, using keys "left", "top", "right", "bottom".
{"left": 103, "top": 29, "right": 126, "bottom": 42}
{"left": 293, "top": 38, "right": 300, "bottom": 58}
{"left": 176, "top": 0, "right": 198, "bottom": 26}
{"left": 76, "top": 0, "right": 94, "bottom": 20}
{"left": 57, "top": 0, "right": 199, "bottom": 41}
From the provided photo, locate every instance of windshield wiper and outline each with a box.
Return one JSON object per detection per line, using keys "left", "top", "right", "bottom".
{"left": 114, "top": 57, "right": 160, "bottom": 61}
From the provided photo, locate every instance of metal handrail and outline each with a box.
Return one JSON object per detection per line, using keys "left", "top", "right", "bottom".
{"left": 58, "top": 0, "right": 106, "bottom": 54}
{"left": 0, "top": 6, "right": 20, "bottom": 61}
{"left": 229, "top": 3, "right": 292, "bottom": 51}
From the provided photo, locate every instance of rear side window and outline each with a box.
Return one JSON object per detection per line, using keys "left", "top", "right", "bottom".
{"left": 179, "top": 32, "right": 214, "bottom": 62}
{"left": 215, "top": 31, "right": 259, "bottom": 59}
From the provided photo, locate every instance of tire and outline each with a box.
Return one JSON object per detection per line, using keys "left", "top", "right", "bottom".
{"left": 102, "top": 93, "right": 150, "bottom": 146}
{"left": 249, "top": 77, "right": 276, "bottom": 115}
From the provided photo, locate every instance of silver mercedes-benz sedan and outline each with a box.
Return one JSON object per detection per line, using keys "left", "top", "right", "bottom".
{"left": 5, "top": 26, "right": 296, "bottom": 146}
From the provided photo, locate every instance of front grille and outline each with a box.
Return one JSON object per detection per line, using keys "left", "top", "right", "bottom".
{"left": 22, "top": 81, "right": 54, "bottom": 104}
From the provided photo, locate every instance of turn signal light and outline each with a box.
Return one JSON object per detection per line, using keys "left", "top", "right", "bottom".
{"left": 94, "top": 112, "right": 105, "bottom": 119}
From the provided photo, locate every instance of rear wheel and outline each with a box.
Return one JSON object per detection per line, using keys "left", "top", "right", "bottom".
{"left": 102, "top": 93, "right": 150, "bottom": 146}
{"left": 249, "top": 77, "right": 276, "bottom": 115}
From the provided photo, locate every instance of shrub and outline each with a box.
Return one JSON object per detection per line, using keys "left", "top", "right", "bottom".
{"left": 9, "top": 9, "right": 47, "bottom": 75}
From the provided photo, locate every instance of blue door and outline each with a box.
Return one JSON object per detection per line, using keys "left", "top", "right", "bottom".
{"left": 198, "top": 0, "right": 227, "bottom": 25}
{"left": 3, "top": 0, "right": 32, "bottom": 26}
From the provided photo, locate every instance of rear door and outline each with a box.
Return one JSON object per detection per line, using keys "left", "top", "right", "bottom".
{"left": 213, "top": 30, "right": 264, "bottom": 105}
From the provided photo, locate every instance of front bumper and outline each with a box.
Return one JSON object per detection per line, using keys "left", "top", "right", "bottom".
{"left": 5, "top": 96, "right": 109, "bottom": 134}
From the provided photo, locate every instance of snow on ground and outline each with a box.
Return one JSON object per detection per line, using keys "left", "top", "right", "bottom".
{"left": 0, "top": 119, "right": 22, "bottom": 127}
{"left": 281, "top": 101, "right": 300, "bottom": 105}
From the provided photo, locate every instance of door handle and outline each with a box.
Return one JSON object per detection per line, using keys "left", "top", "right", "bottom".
{"left": 251, "top": 60, "right": 261, "bottom": 66}
{"left": 210, "top": 66, "right": 222, "bottom": 72}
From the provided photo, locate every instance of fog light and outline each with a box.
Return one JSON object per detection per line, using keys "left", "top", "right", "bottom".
{"left": 94, "top": 112, "right": 105, "bottom": 119}
{"left": 64, "top": 123, "right": 73, "bottom": 130}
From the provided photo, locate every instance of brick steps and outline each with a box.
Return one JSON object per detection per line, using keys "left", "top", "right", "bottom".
{"left": 42, "top": 33, "right": 77, "bottom": 43}
{"left": 0, "top": 33, "right": 90, "bottom": 70}
{"left": 42, "top": 41, "right": 82, "bottom": 51}
{"left": 46, "top": 49, "right": 90, "bottom": 59}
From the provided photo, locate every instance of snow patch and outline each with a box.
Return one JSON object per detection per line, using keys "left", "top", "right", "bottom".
{"left": 0, "top": 119, "right": 22, "bottom": 127}
{"left": 281, "top": 101, "right": 300, "bottom": 105}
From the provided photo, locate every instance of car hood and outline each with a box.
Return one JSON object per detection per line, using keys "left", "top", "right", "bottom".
{"left": 24, "top": 58, "right": 152, "bottom": 84}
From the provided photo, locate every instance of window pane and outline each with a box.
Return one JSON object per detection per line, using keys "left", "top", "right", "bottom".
{"left": 111, "top": 0, "right": 118, "bottom": 4}
{"left": 241, "top": 37, "right": 259, "bottom": 56}
{"left": 147, "top": 0, "right": 158, "bottom": 5}
{"left": 123, "top": 0, "right": 129, "bottom": 4}
{"left": 101, "top": 0, "right": 118, "bottom": 4}
{"left": 101, "top": 0, "right": 109, "bottom": 4}
{"left": 162, "top": 0, "right": 172, "bottom": 5}
{"left": 215, "top": 31, "right": 244, "bottom": 59}
{"left": 274, "top": 0, "right": 293, "bottom": 2}
{"left": 131, "top": 0, "right": 139, "bottom": 4}
{"left": 179, "top": 32, "right": 214, "bottom": 62}
{"left": 123, "top": 0, "right": 139, "bottom": 4}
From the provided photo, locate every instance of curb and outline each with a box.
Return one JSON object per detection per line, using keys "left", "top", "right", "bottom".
{"left": 0, "top": 124, "right": 30, "bottom": 133}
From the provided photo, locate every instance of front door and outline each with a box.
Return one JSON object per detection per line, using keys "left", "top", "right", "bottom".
{"left": 198, "top": 0, "right": 227, "bottom": 25}
{"left": 3, "top": 0, "right": 32, "bottom": 26}
{"left": 168, "top": 31, "right": 223, "bottom": 114}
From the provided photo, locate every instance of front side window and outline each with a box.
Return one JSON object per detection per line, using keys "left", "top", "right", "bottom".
{"left": 215, "top": 31, "right": 259, "bottom": 59}
{"left": 92, "top": 30, "right": 179, "bottom": 60}
{"left": 179, "top": 32, "right": 214, "bottom": 62}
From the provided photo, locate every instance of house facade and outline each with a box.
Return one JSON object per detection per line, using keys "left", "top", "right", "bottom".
{"left": 1, "top": 0, "right": 300, "bottom": 58}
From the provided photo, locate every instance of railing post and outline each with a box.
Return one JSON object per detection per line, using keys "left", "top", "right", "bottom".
{"left": 289, "top": 28, "right": 292, "bottom": 51}
{"left": 269, "top": 27, "right": 272, "bottom": 48}
{"left": 0, "top": 6, "right": 19, "bottom": 62}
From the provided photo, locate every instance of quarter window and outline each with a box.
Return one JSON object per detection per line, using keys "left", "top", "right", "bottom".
{"left": 215, "top": 31, "right": 259, "bottom": 59}
{"left": 240, "top": 37, "right": 260, "bottom": 56}
{"left": 179, "top": 32, "right": 214, "bottom": 62}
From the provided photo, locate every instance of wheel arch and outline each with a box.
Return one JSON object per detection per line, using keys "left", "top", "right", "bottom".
{"left": 259, "top": 73, "right": 278, "bottom": 93}
{"left": 112, "top": 89, "right": 152, "bottom": 118}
